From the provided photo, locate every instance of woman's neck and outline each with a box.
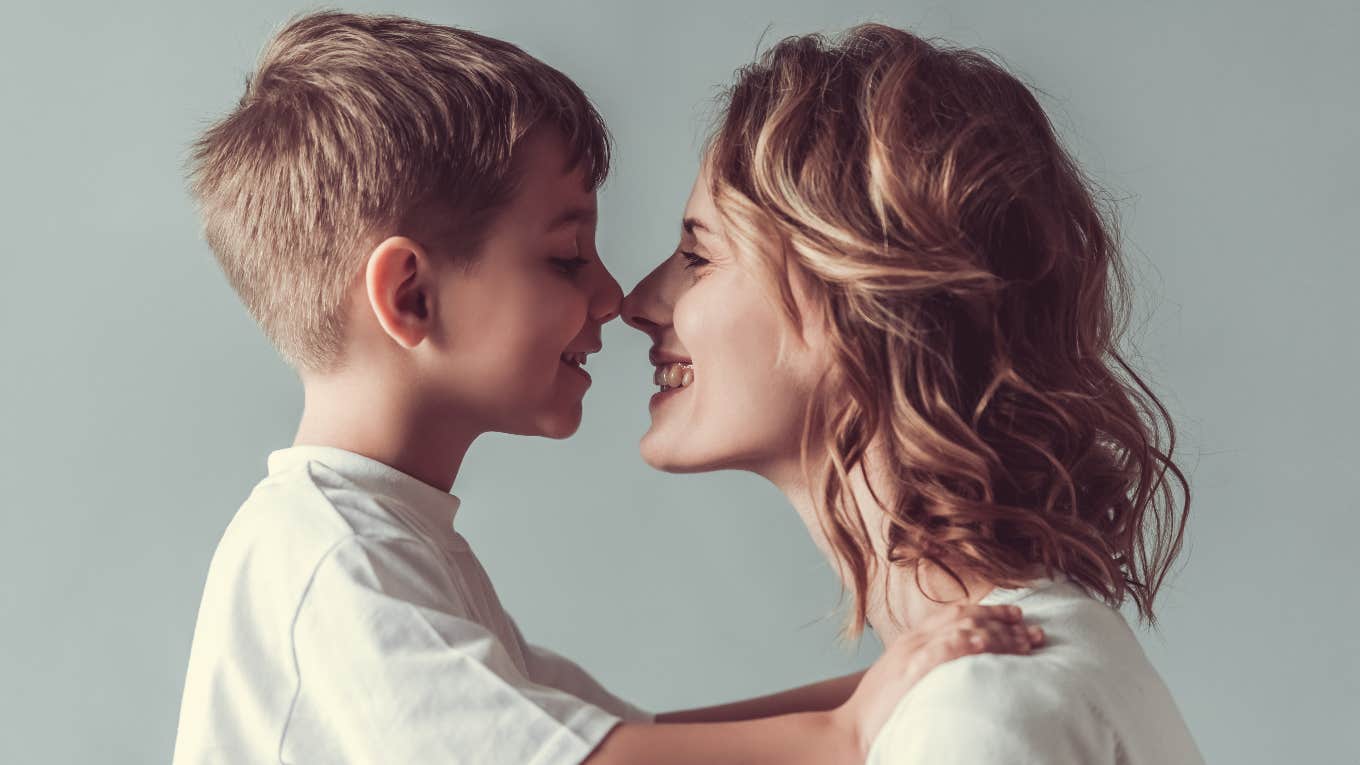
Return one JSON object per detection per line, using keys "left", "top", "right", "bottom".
{"left": 761, "top": 444, "right": 996, "bottom": 646}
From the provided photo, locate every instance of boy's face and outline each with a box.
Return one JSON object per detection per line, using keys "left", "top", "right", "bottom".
{"left": 431, "top": 128, "right": 622, "bottom": 439}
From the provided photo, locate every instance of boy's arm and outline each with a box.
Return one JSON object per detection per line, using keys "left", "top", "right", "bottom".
{"left": 589, "top": 711, "right": 858, "bottom": 764}
{"left": 654, "top": 671, "right": 864, "bottom": 723}
{"left": 586, "top": 603, "right": 1042, "bottom": 764}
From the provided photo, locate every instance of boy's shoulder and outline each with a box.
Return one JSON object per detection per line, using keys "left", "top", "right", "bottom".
{"left": 209, "top": 452, "right": 438, "bottom": 591}
{"left": 244, "top": 452, "right": 426, "bottom": 539}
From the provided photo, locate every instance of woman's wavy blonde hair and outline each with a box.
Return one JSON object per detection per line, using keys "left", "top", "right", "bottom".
{"left": 707, "top": 25, "right": 1189, "bottom": 634}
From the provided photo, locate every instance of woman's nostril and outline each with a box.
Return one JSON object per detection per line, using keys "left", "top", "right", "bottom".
{"left": 625, "top": 313, "right": 659, "bottom": 332}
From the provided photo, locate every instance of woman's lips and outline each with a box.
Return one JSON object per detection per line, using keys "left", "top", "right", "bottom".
{"left": 649, "top": 362, "right": 693, "bottom": 410}
{"left": 649, "top": 383, "right": 687, "bottom": 409}
{"left": 652, "top": 362, "right": 694, "bottom": 390}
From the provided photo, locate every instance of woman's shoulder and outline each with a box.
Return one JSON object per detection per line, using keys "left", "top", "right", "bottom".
{"left": 867, "top": 650, "right": 1111, "bottom": 764}
{"left": 866, "top": 581, "right": 1200, "bottom": 764}
{"left": 985, "top": 579, "right": 1150, "bottom": 673}
{"left": 895, "top": 647, "right": 1101, "bottom": 726}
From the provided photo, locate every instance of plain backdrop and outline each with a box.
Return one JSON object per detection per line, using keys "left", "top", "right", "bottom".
{"left": 1, "top": 1, "right": 1356, "bottom": 762}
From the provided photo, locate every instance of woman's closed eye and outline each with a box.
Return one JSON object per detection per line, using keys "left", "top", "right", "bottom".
{"left": 680, "top": 250, "right": 711, "bottom": 272}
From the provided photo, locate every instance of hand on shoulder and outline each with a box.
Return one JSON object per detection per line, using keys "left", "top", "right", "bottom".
{"left": 837, "top": 603, "right": 1045, "bottom": 758}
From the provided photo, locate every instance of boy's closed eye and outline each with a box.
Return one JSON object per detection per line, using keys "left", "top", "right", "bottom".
{"left": 551, "top": 255, "right": 590, "bottom": 277}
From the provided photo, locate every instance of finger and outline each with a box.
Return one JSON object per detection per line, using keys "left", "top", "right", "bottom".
{"left": 981, "top": 617, "right": 1045, "bottom": 648}
{"left": 961, "top": 622, "right": 1037, "bottom": 656}
{"left": 1000, "top": 622, "right": 1046, "bottom": 651}
{"left": 977, "top": 622, "right": 1031, "bottom": 654}
{"left": 928, "top": 629, "right": 987, "bottom": 663}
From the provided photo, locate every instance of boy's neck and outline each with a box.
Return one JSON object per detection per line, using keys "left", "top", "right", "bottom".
{"left": 293, "top": 370, "right": 478, "bottom": 494}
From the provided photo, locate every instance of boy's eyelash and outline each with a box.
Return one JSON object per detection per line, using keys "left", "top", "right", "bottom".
{"left": 552, "top": 256, "right": 589, "bottom": 275}
{"left": 681, "top": 251, "right": 710, "bottom": 270}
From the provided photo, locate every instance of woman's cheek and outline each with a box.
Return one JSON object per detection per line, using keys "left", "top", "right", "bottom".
{"left": 683, "top": 275, "right": 785, "bottom": 406}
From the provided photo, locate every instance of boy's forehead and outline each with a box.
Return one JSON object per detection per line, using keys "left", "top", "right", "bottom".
{"left": 545, "top": 204, "right": 597, "bottom": 232}
{"left": 509, "top": 129, "right": 598, "bottom": 223}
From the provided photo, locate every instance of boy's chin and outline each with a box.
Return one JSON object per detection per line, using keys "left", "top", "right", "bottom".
{"left": 533, "top": 406, "right": 583, "bottom": 440}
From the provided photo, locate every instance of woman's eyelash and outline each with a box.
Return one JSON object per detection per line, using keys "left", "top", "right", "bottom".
{"left": 680, "top": 251, "right": 710, "bottom": 270}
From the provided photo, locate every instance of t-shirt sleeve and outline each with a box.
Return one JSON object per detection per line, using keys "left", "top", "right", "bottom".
{"left": 867, "top": 656, "right": 1115, "bottom": 765}
{"left": 283, "top": 535, "right": 623, "bottom": 765}
{"left": 508, "top": 618, "right": 652, "bottom": 723}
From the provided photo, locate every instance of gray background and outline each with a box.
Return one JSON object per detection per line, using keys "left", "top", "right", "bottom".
{"left": 1, "top": 1, "right": 1355, "bottom": 762}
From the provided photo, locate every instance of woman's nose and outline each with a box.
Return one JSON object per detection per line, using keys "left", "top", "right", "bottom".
{"left": 621, "top": 296, "right": 658, "bottom": 334}
{"left": 622, "top": 265, "right": 669, "bottom": 335}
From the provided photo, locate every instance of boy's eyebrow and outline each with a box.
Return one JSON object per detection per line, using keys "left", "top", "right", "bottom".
{"left": 545, "top": 206, "right": 597, "bottom": 231}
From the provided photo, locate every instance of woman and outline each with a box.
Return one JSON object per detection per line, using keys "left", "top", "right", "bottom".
{"left": 624, "top": 25, "right": 1203, "bottom": 763}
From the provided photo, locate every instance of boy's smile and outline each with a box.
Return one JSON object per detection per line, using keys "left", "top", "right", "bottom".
{"left": 431, "top": 127, "right": 621, "bottom": 440}
{"left": 559, "top": 349, "right": 596, "bottom": 383}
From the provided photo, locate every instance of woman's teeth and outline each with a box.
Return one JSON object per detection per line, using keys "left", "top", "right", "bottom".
{"left": 653, "top": 362, "right": 694, "bottom": 392}
{"left": 561, "top": 352, "right": 587, "bottom": 367}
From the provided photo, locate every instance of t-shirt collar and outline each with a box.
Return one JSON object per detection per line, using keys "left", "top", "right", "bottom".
{"left": 267, "top": 445, "right": 462, "bottom": 527}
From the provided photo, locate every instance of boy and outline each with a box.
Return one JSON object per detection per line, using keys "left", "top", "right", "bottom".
{"left": 173, "top": 11, "right": 1036, "bottom": 764}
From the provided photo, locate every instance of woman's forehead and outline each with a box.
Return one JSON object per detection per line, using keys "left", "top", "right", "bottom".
{"left": 682, "top": 169, "right": 721, "bottom": 237}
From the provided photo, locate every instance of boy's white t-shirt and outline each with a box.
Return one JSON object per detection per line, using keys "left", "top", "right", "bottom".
{"left": 867, "top": 578, "right": 1204, "bottom": 765}
{"left": 173, "top": 445, "right": 648, "bottom": 765}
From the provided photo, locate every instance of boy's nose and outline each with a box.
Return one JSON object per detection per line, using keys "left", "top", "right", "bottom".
{"left": 589, "top": 263, "right": 623, "bottom": 324}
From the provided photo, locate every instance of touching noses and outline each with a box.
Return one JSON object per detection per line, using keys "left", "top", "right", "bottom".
{"left": 621, "top": 260, "right": 674, "bottom": 338}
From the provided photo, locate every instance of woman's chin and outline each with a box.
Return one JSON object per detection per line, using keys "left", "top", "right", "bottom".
{"left": 638, "top": 432, "right": 678, "bottom": 472}
{"left": 639, "top": 432, "right": 740, "bottom": 475}
{"left": 640, "top": 431, "right": 703, "bottom": 474}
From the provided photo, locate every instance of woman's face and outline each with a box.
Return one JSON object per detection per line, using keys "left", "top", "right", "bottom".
{"left": 621, "top": 168, "right": 831, "bottom": 478}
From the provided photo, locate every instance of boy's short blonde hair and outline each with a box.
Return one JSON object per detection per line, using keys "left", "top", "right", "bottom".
{"left": 191, "top": 11, "right": 610, "bottom": 371}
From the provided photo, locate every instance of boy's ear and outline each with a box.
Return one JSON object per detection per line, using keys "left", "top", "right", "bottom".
{"left": 364, "top": 236, "right": 436, "bottom": 349}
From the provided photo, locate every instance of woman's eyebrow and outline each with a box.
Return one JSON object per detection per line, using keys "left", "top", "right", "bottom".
{"left": 682, "top": 217, "right": 711, "bottom": 236}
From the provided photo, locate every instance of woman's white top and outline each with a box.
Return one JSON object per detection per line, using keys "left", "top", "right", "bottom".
{"left": 867, "top": 578, "right": 1204, "bottom": 764}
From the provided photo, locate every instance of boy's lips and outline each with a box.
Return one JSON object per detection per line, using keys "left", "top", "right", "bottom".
{"left": 559, "top": 346, "right": 597, "bottom": 385}
{"left": 562, "top": 362, "right": 591, "bottom": 384}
